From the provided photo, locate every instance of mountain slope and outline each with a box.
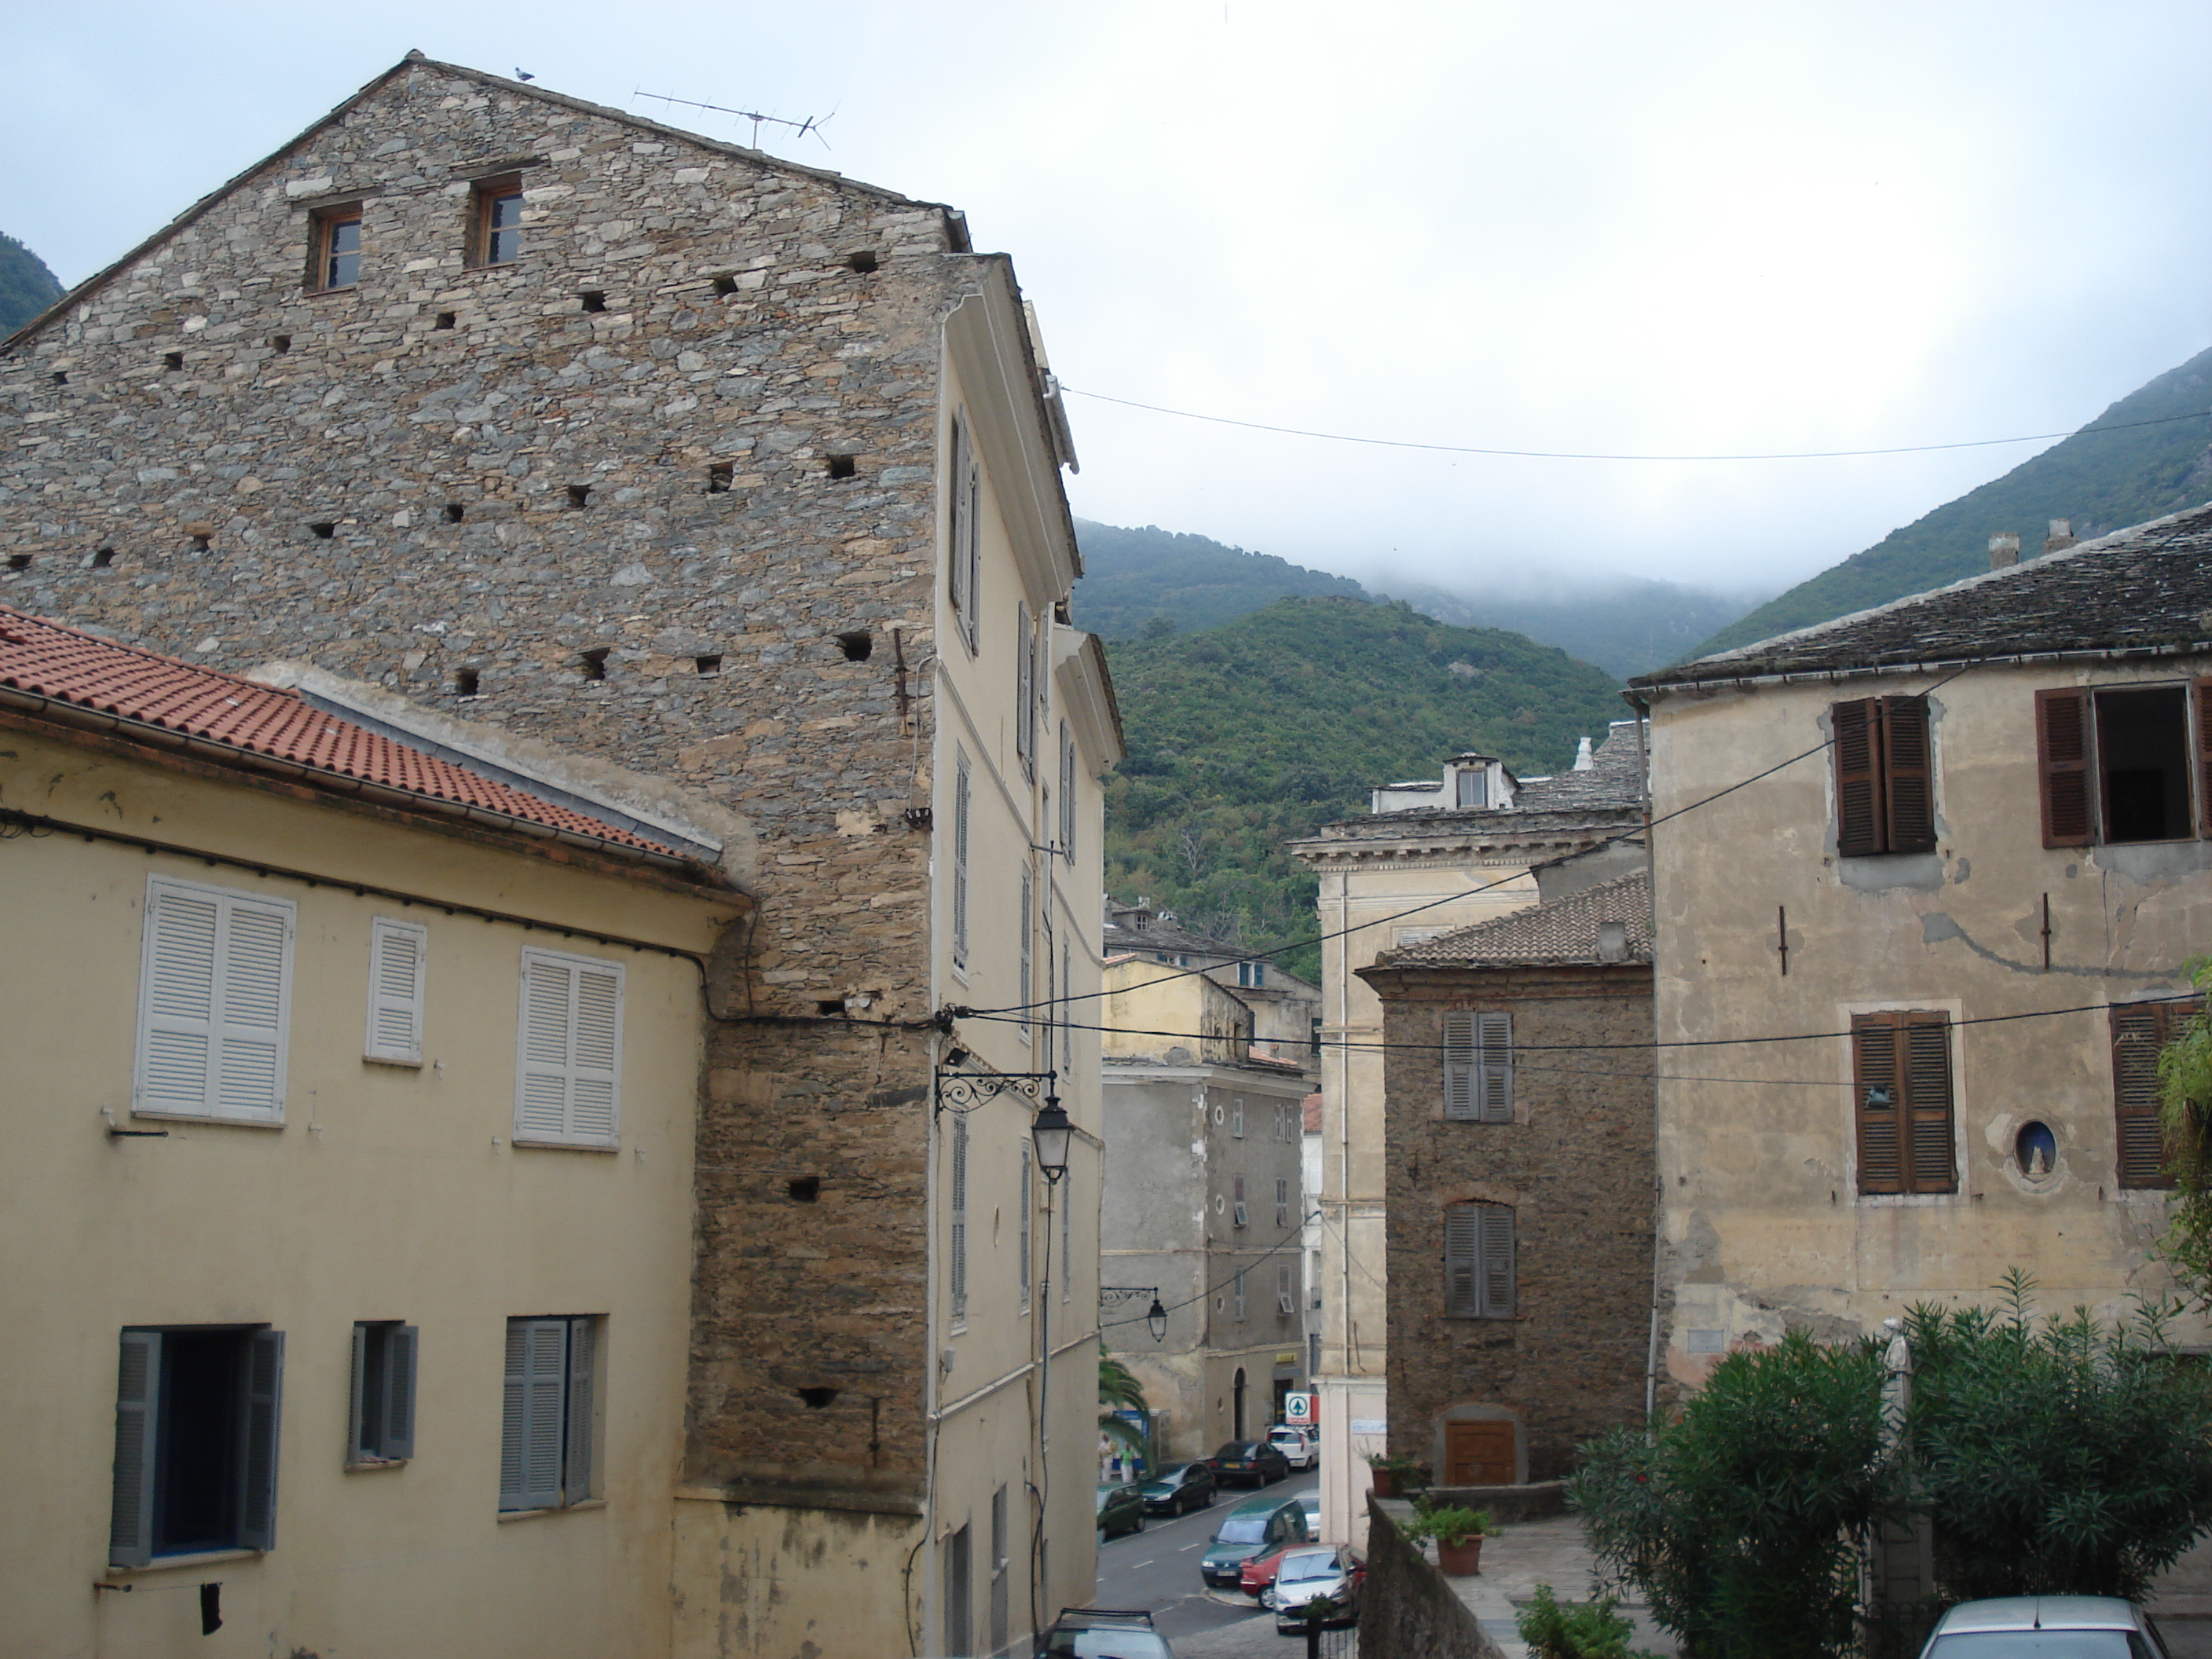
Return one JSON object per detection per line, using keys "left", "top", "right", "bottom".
{"left": 1104, "top": 597, "right": 1627, "bottom": 980}
{"left": 1071, "top": 519, "right": 1367, "bottom": 638}
{"left": 1694, "top": 347, "right": 2212, "bottom": 658}
{"left": 0, "top": 232, "right": 63, "bottom": 335}
{"left": 1371, "top": 573, "right": 1755, "bottom": 679}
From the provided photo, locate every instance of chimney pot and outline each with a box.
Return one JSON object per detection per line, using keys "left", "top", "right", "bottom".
{"left": 1989, "top": 532, "right": 2020, "bottom": 569}
{"left": 2044, "top": 518, "right": 2077, "bottom": 557}
{"left": 1597, "top": 919, "right": 1629, "bottom": 962}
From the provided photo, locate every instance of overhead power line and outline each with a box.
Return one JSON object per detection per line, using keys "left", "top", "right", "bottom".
{"left": 1063, "top": 387, "right": 2212, "bottom": 463}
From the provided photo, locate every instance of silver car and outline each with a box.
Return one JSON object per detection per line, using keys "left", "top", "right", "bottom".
{"left": 1918, "top": 1598, "right": 2171, "bottom": 1659}
{"left": 1269, "top": 1544, "right": 1365, "bottom": 1632}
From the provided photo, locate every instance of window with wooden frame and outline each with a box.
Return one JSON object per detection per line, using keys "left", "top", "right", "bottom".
{"left": 110, "top": 1326, "right": 284, "bottom": 1566}
{"left": 312, "top": 203, "right": 363, "bottom": 291}
{"left": 471, "top": 174, "right": 526, "bottom": 267}
{"left": 2036, "top": 681, "right": 2212, "bottom": 848}
{"left": 1832, "top": 696, "right": 1936, "bottom": 857}
{"left": 1444, "top": 1201, "right": 1515, "bottom": 1318}
{"left": 2111, "top": 998, "right": 2203, "bottom": 1188}
{"left": 1444, "top": 1010, "right": 1513, "bottom": 1122}
{"left": 1851, "top": 1011, "right": 1957, "bottom": 1195}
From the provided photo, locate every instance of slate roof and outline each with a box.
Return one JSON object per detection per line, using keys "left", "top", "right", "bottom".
{"left": 1374, "top": 870, "right": 1652, "bottom": 969}
{"left": 1636, "top": 499, "right": 2212, "bottom": 688}
{"left": 1516, "top": 720, "right": 1646, "bottom": 810}
{"left": 0, "top": 606, "right": 686, "bottom": 858}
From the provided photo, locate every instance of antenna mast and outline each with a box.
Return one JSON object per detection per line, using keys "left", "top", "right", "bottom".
{"left": 633, "top": 90, "right": 833, "bottom": 151}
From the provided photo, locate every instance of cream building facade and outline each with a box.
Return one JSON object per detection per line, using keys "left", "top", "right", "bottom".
{"left": 1287, "top": 729, "right": 1644, "bottom": 1543}
{"left": 1628, "top": 504, "right": 2212, "bottom": 1387}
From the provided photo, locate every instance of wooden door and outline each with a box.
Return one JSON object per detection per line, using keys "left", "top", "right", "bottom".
{"left": 1445, "top": 1420, "right": 1514, "bottom": 1486}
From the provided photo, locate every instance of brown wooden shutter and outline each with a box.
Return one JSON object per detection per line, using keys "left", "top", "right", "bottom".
{"left": 1902, "top": 1016, "right": 1957, "bottom": 1193}
{"left": 2037, "top": 688, "right": 2094, "bottom": 847}
{"left": 2112, "top": 1002, "right": 2183, "bottom": 1189}
{"left": 1853, "top": 1013, "right": 1904, "bottom": 1194}
{"left": 1833, "top": 700, "right": 1884, "bottom": 856}
{"left": 2196, "top": 678, "right": 2212, "bottom": 839}
{"left": 1881, "top": 697, "right": 1936, "bottom": 854}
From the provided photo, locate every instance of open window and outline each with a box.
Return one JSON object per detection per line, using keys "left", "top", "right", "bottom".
{"left": 111, "top": 1327, "right": 284, "bottom": 1566}
{"left": 498, "top": 1317, "right": 596, "bottom": 1511}
{"left": 2038, "top": 682, "right": 2211, "bottom": 847}
{"left": 349, "top": 1322, "right": 419, "bottom": 1465}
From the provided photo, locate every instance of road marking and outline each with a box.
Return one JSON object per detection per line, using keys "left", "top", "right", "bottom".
{"left": 1179, "top": 1541, "right": 1204, "bottom": 1551}
{"left": 1131, "top": 1559, "right": 1155, "bottom": 1568}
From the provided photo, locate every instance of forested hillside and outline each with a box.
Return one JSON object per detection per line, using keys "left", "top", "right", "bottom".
{"left": 0, "top": 233, "right": 63, "bottom": 335}
{"left": 1071, "top": 519, "right": 1367, "bottom": 637}
{"left": 1104, "top": 597, "right": 1627, "bottom": 980}
{"left": 1694, "top": 346, "right": 2212, "bottom": 657}
{"left": 1371, "top": 572, "right": 1752, "bottom": 679}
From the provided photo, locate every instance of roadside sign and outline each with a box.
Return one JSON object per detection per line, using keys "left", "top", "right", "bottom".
{"left": 1284, "top": 1392, "right": 1313, "bottom": 1424}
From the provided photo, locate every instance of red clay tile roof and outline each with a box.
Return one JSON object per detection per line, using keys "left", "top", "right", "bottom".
{"left": 0, "top": 606, "right": 682, "bottom": 857}
{"left": 1375, "top": 870, "right": 1653, "bottom": 968}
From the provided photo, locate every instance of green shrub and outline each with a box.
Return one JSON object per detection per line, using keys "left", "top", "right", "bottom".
{"left": 1515, "top": 1584, "right": 1655, "bottom": 1659}
{"left": 1404, "top": 1503, "right": 1491, "bottom": 1546}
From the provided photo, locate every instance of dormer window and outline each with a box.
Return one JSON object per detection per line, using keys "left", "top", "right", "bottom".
{"left": 1456, "top": 767, "right": 1489, "bottom": 808}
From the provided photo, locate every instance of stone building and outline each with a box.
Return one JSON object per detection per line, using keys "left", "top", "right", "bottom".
{"left": 1625, "top": 502, "right": 2212, "bottom": 1393}
{"left": 1097, "top": 948, "right": 1311, "bottom": 1459}
{"left": 1361, "top": 870, "right": 1657, "bottom": 1488}
{"left": 1104, "top": 899, "right": 1322, "bottom": 1065}
{"left": 0, "top": 53, "right": 1120, "bottom": 1659}
{"left": 1287, "top": 723, "right": 1645, "bottom": 1542}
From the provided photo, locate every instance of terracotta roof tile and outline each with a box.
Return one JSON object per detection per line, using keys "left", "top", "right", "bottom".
{"left": 1377, "top": 870, "right": 1652, "bottom": 969}
{"left": 0, "top": 606, "right": 681, "bottom": 857}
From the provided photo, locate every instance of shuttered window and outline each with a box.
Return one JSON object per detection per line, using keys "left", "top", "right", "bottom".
{"left": 1445, "top": 1202, "right": 1515, "bottom": 1318}
{"left": 2036, "top": 688, "right": 2096, "bottom": 848}
{"left": 110, "top": 1327, "right": 284, "bottom": 1566}
{"left": 952, "top": 750, "right": 972, "bottom": 976}
{"left": 135, "top": 877, "right": 295, "bottom": 1122}
{"left": 2112, "top": 999, "right": 2203, "bottom": 1188}
{"left": 1018, "top": 868, "right": 1034, "bottom": 1043}
{"left": 1060, "top": 721, "right": 1078, "bottom": 859}
{"left": 1833, "top": 697, "right": 1936, "bottom": 857}
{"left": 365, "top": 917, "right": 427, "bottom": 1064}
{"left": 947, "top": 416, "right": 981, "bottom": 652}
{"left": 1041, "top": 908, "right": 1057, "bottom": 1075}
{"left": 1061, "top": 1162, "right": 1073, "bottom": 1303}
{"left": 500, "top": 1316, "right": 596, "bottom": 1511}
{"left": 1852, "top": 1012, "right": 1957, "bottom": 1195}
{"left": 1444, "top": 1010, "right": 1513, "bottom": 1121}
{"left": 1016, "top": 603, "right": 1036, "bottom": 775}
{"left": 1019, "top": 1142, "right": 1033, "bottom": 1309}
{"left": 349, "top": 1322, "right": 419, "bottom": 1463}
{"left": 2036, "top": 679, "right": 2212, "bottom": 848}
{"left": 514, "top": 949, "right": 623, "bottom": 1148}
{"left": 950, "top": 1113, "right": 970, "bottom": 1328}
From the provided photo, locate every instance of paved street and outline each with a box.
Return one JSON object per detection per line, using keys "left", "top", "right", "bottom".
{"left": 1091, "top": 1480, "right": 1351, "bottom": 1659}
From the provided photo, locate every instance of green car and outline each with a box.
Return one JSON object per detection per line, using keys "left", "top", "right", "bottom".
{"left": 1097, "top": 1481, "right": 1147, "bottom": 1540}
{"left": 1199, "top": 1493, "right": 1308, "bottom": 1586}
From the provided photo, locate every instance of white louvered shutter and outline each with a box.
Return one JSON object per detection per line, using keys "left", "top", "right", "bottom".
{"left": 1041, "top": 910, "right": 1057, "bottom": 1075}
{"left": 1475, "top": 1012, "right": 1514, "bottom": 1122}
{"left": 109, "top": 1331, "right": 162, "bottom": 1568}
{"left": 138, "top": 878, "right": 295, "bottom": 1121}
{"left": 1020, "top": 1142, "right": 1033, "bottom": 1307}
{"left": 950, "top": 1115, "right": 970, "bottom": 1324}
{"left": 1060, "top": 1164, "right": 1072, "bottom": 1302}
{"left": 366, "top": 917, "right": 427, "bottom": 1064}
{"left": 1016, "top": 604, "right": 1035, "bottom": 773}
{"left": 564, "top": 1320, "right": 596, "bottom": 1505}
{"left": 140, "top": 887, "right": 218, "bottom": 1113}
{"left": 948, "top": 416, "right": 974, "bottom": 643}
{"left": 503, "top": 1319, "right": 568, "bottom": 1510}
{"left": 515, "top": 950, "right": 624, "bottom": 1147}
{"left": 1479, "top": 1205, "right": 1516, "bottom": 1319}
{"left": 1060, "top": 723, "right": 1077, "bottom": 858}
{"left": 237, "top": 1330, "right": 284, "bottom": 1550}
{"left": 1019, "top": 868, "right": 1034, "bottom": 1042}
{"left": 1444, "top": 1205, "right": 1479, "bottom": 1317}
{"left": 1442, "top": 1013, "right": 1474, "bottom": 1119}
{"left": 953, "top": 753, "right": 972, "bottom": 975}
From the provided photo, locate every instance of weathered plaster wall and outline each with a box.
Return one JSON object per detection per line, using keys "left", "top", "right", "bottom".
{"left": 1373, "top": 965, "right": 1657, "bottom": 1482}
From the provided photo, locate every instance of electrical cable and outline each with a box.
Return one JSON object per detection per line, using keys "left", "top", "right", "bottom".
{"left": 1064, "top": 386, "right": 2212, "bottom": 464}
{"left": 1098, "top": 1210, "right": 1320, "bottom": 1331}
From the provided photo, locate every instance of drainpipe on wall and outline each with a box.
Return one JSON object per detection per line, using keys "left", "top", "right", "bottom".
{"left": 1626, "top": 690, "right": 1662, "bottom": 1423}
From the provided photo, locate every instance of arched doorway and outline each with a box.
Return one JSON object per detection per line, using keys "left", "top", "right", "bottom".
{"left": 1232, "top": 1368, "right": 1247, "bottom": 1440}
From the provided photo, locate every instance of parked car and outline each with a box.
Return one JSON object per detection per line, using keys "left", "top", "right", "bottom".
{"left": 1293, "top": 1486, "right": 1321, "bottom": 1538}
{"left": 1096, "top": 1481, "right": 1147, "bottom": 1540}
{"left": 1267, "top": 1426, "right": 1318, "bottom": 1470}
{"left": 1139, "top": 1460, "right": 1217, "bottom": 1516}
{"left": 1199, "top": 1494, "right": 1310, "bottom": 1587}
{"left": 1239, "top": 1543, "right": 1296, "bottom": 1599}
{"left": 1918, "top": 1598, "right": 2171, "bottom": 1659}
{"left": 1038, "top": 1606, "right": 1175, "bottom": 1659}
{"left": 1210, "top": 1439, "right": 1291, "bottom": 1488}
{"left": 1270, "top": 1545, "right": 1367, "bottom": 1632}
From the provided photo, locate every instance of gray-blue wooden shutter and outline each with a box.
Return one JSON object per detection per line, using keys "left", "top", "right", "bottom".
{"left": 109, "top": 1331, "right": 162, "bottom": 1568}
{"left": 563, "top": 1320, "right": 595, "bottom": 1506}
{"left": 1476, "top": 1012, "right": 1513, "bottom": 1122}
{"left": 1443, "top": 1013, "right": 1474, "bottom": 1119}
{"left": 1444, "top": 1206, "right": 1478, "bottom": 1315}
{"left": 384, "top": 1326, "right": 419, "bottom": 1460}
{"left": 502, "top": 1319, "right": 568, "bottom": 1510}
{"left": 950, "top": 1115, "right": 969, "bottom": 1322}
{"left": 347, "top": 1323, "right": 368, "bottom": 1461}
{"left": 1479, "top": 1206, "right": 1516, "bottom": 1319}
{"left": 237, "top": 1329, "right": 284, "bottom": 1550}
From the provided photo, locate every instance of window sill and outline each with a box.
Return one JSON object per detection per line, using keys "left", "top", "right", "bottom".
{"left": 344, "top": 1456, "right": 409, "bottom": 1472}
{"left": 509, "top": 1137, "right": 620, "bottom": 1154}
{"left": 1854, "top": 1190, "right": 1961, "bottom": 1207}
{"left": 306, "top": 285, "right": 358, "bottom": 298}
{"left": 106, "top": 1547, "right": 262, "bottom": 1578}
{"left": 129, "top": 1108, "right": 284, "bottom": 1130}
{"left": 497, "top": 1498, "right": 605, "bottom": 1522}
{"left": 363, "top": 1053, "right": 423, "bottom": 1069}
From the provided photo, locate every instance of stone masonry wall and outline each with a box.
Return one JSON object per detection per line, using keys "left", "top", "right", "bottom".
{"left": 0, "top": 57, "right": 994, "bottom": 1497}
{"left": 1375, "top": 965, "right": 1658, "bottom": 1481}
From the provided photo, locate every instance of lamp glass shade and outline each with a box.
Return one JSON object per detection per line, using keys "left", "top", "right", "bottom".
{"left": 1031, "top": 1097, "right": 1075, "bottom": 1181}
{"left": 1147, "top": 1298, "right": 1168, "bottom": 1343}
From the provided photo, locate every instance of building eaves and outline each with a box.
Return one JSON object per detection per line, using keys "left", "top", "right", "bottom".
{"left": 1634, "top": 499, "right": 2212, "bottom": 692}
{"left": 1368, "top": 870, "right": 1653, "bottom": 969}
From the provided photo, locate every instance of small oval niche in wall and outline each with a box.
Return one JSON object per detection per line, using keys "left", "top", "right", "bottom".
{"left": 2015, "top": 1120, "right": 2058, "bottom": 1180}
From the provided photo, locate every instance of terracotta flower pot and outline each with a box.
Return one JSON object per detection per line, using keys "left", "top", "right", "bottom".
{"left": 1370, "top": 1468, "right": 1397, "bottom": 1498}
{"left": 1436, "top": 1536, "right": 1484, "bottom": 1576}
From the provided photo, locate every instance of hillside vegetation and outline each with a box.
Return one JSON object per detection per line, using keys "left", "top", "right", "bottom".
{"left": 1104, "top": 597, "right": 1627, "bottom": 980}
{"left": 1694, "top": 346, "right": 2212, "bottom": 658}
{"left": 0, "top": 232, "right": 63, "bottom": 335}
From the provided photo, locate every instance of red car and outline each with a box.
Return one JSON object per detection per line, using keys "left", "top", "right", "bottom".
{"left": 1240, "top": 1543, "right": 1298, "bottom": 1599}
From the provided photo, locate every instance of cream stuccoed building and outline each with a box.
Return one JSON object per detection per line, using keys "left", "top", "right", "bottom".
{"left": 1287, "top": 728, "right": 1645, "bottom": 1542}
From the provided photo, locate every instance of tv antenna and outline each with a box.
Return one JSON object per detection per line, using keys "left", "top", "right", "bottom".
{"left": 633, "top": 90, "right": 834, "bottom": 151}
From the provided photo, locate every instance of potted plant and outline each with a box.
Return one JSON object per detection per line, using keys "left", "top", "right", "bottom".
{"left": 1364, "top": 1452, "right": 1419, "bottom": 1498}
{"left": 1406, "top": 1503, "right": 1492, "bottom": 1575}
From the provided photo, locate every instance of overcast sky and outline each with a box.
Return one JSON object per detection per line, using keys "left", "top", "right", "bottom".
{"left": 8, "top": 2, "right": 2210, "bottom": 602}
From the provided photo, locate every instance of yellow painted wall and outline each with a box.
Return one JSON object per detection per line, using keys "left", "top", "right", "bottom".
{"left": 0, "top": 724, "right": 727, "bottom": 1659}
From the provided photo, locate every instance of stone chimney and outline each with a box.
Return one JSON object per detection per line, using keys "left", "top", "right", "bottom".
{"left": 2044, "top": 518, "right": 2077, "bottom": 557}
{"left": 1596, "top": 919, "right": 1628, "bottom": 962}
{"left": 1573, "top": 735, "right": 1595, "bottom": 771}
{"left": 1988, "top": 532, "right": 2020, "bottom": 569}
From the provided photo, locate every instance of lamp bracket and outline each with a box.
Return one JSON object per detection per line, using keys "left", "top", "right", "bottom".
{"left": 933, "top": 1068, "right": 1058, "bottom": 1118}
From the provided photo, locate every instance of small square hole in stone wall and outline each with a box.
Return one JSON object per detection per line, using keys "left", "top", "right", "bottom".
{"left": 826, "top": 454, "right": 856, "bottom": 481}
{"left": 454, "top": 668, "right": 481, "bottom": 696}
{"left": 795, "top": 1387, "right": 839, "bottom": 1409}
{"left": 833, "top": 631, "right": 873, "bottom": 662}
{"left": 51, "top": 371, "right": 67, "bottom": 386}
{"left": 270, "top": 335, "right": 291, "bottom": 354}
{"left": 788, "top": 1177, "right": 822, "bottom": 1203}
{"left": 580, "top": 290, "right": 607, "bottom": 313}
{"left": 579, "top": 647, "right": 610, "bottom": 682}
{"left": 190, "top": 534, "right": 211, "bottom": 552}
{"left": 844, "top": 250, "right": 879, "bottom": 274}
{"left": 706, "top": 463, "right": 734, "bottom": 494}
{"left": 163, "top": 353, "right": 183, "bottom": 372}
{"left": 309, "top": 522, "right": 336, "bottom": 540}
{"left": 694, "top": 654, "right": 723, "bottom": 676}
{"left": 712, "top": 273, "right": 738, "bottom": 296}
{"left": 434, "top": 312, "right": 456, "bottom": 330}
{"left": 445, "top": 503, "right": 466, "bottom": 523}
{"left": 91, "top": 548, "right": 115, "bottom": 568}
{"left": 6, "top": 554, "right": 31, "bottom": 571}
{"left": 567, "top": 485, "right": 592, "bottom": 510}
